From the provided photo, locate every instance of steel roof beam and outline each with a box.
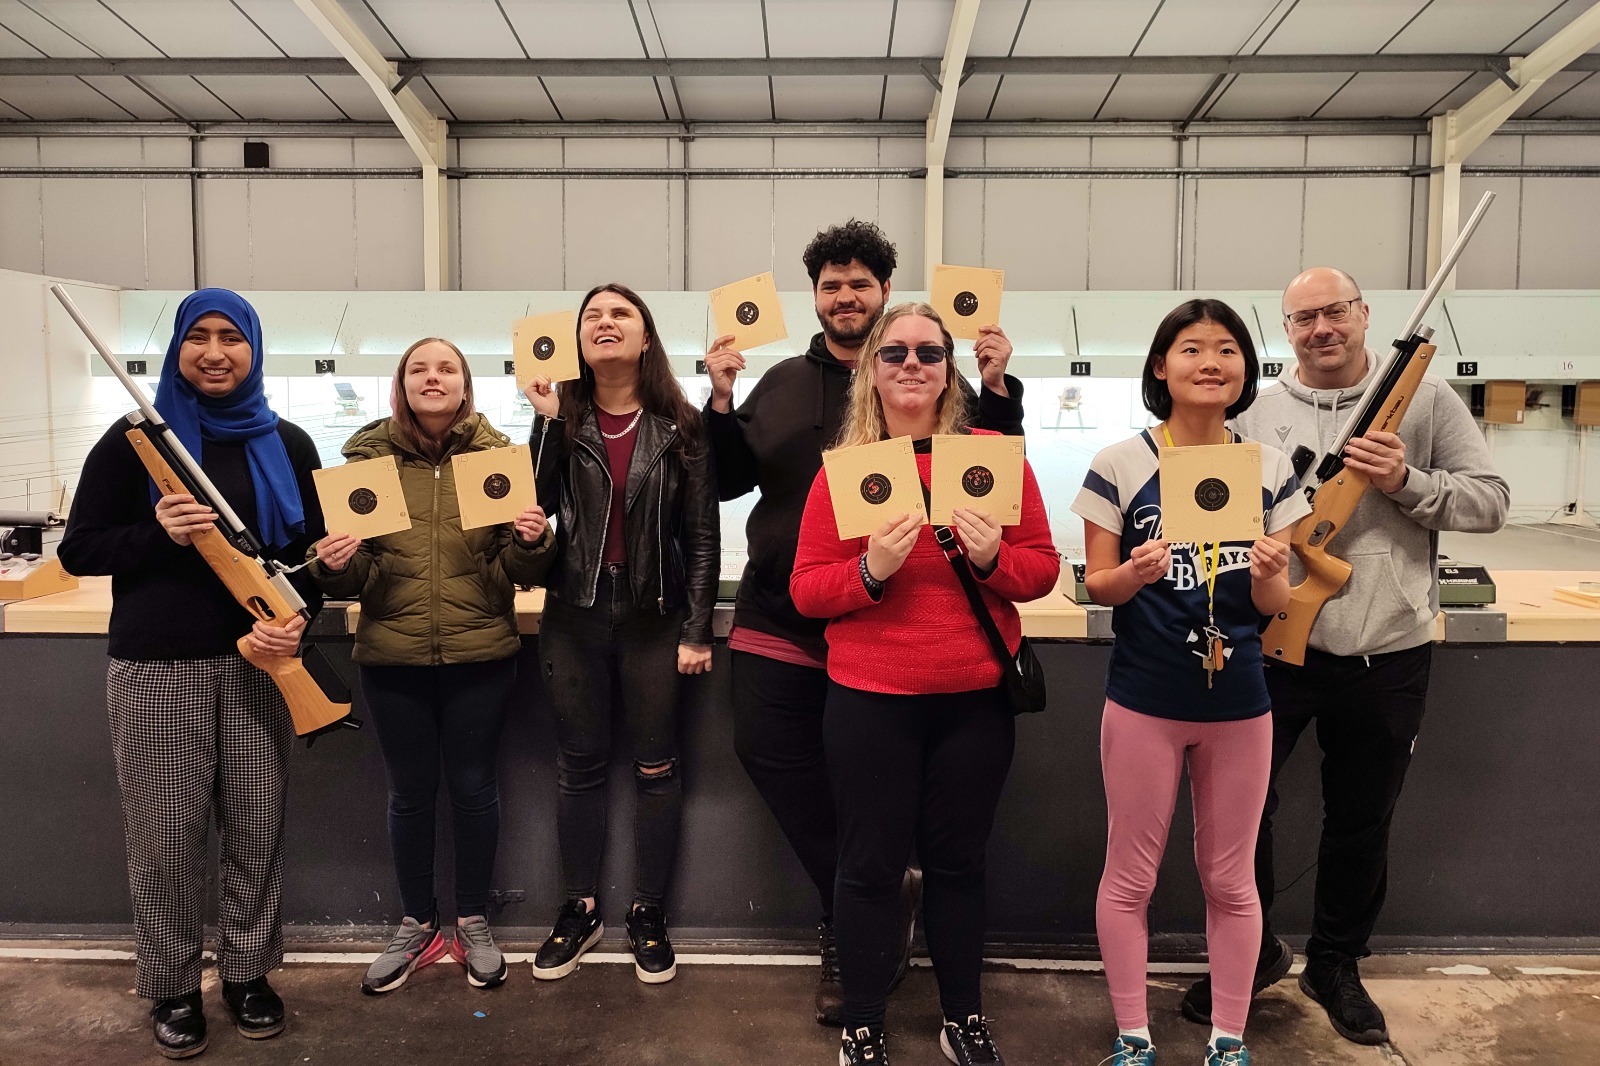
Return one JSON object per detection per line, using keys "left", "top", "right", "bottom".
{"left": 5, "top": 54, "right": 1597, "bottom": 78}
{"left": 290, "top": 0, "right": 448, "bottom": 290}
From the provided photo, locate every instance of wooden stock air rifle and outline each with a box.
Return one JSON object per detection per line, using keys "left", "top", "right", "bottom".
{"left": 1261, "top": 191, "right": 1495, "bottom": 667}
{"left": 51, "top": 284, "right": 358, "bottom": 741}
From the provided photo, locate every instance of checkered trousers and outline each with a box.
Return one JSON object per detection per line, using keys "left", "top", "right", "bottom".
{"left": 107, "top": 655, "right": 293, "bottom": 999}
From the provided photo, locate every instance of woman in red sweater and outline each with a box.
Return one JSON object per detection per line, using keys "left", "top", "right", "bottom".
{"left": 791, "top": 302, "right": 1058, "bottom": 1066}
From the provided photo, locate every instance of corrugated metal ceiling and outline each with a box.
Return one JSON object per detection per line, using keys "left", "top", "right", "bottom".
{"left": 0, "top": 0, "right": 1595, "bottom": 124}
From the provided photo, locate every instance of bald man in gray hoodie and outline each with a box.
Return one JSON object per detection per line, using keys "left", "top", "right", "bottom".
{"left": 1181, "top": 267, "right": 1509, "bottom": 1046}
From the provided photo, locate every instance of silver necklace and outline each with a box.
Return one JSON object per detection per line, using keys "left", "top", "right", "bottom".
{"left": 600, "top": 408, "right": 643, "bottom": 440}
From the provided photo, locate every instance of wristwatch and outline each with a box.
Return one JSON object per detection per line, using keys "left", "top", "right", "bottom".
{"left": 858, "top": 553, "right": 885, "bottom": 600}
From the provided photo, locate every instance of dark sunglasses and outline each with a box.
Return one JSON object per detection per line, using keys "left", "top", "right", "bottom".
{"left": 876, "top": 343, "right": 950, "bottom": 365}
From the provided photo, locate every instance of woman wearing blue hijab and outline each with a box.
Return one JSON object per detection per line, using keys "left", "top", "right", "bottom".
{"left": 60, "top": 288, "right": 327, "bottom": 1060}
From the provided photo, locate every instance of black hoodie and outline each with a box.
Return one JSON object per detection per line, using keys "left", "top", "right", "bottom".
{"left": 703, "top": 331, "right": 1025, "bottom": 652}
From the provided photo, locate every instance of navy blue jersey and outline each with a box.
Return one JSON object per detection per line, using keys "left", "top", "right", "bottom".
{"left": 1071, "top": 430, "right": 1310, "bottom": 722}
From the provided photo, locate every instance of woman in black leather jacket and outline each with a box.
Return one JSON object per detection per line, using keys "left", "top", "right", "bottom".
{"left": 522, "top": 282, "right": 718, "bottom": 986}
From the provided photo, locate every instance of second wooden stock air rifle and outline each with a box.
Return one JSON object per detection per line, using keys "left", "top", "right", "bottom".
{"left": 51, "top": 284, "right": 358, "bottom": 741}
{"left": 1261, "top": 191, "right": 1496, "bottom": 667}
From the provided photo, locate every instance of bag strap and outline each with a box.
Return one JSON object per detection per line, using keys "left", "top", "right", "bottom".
{"left": 918, "top": 480, "right": 1015, "bottom": 674}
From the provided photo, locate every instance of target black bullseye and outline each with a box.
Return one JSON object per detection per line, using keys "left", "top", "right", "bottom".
{"left": 348, "top": 488, "right": 378, "bottom": 516}
{"left": 533, "top": 336, "right": 556, "bottom": 360}
{"left": 736, "top": 301, "right": 761, "bottom": 326}
{"left": 1194, "top": 477, "right": 1230, "bottom": 512}
{"left": 860, "top": 473, "right": 892, "bottom": 505}
{"left": 483, "top": 473, "right": 511, "bottom": 500}
{"left": 952, "top": 291, "right": 979, "bottom": 317}
{"left": 962, "top": 465, "right": 995, "bottom": 498}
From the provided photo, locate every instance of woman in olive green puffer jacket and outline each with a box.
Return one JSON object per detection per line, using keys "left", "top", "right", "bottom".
{"left": 308, "top": 337, "right": 552, "bottom": 995}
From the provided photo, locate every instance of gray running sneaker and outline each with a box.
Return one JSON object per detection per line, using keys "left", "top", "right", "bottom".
{"left": 361, "top": 917, "right": 447, "bottom": 995}
{"left": 449, "top": 916, "right": 508, "bottom": 988}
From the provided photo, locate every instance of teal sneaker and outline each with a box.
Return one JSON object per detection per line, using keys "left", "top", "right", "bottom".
{"left": 1099, "top": 1035, "right": 1156, "bottom": 1065}
{"left": 1205, "top": 1037, "right": 1250, "bottom": 1065}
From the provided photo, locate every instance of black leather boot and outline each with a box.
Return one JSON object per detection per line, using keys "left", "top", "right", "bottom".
{"left": 221, "top": 976, "right": 286, "bottom": 1039}
{"left": 151, "top": 991, "right": 207, "bottom": 1059}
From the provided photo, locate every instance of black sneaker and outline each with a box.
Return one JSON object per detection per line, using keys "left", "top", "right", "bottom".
{"left": 221, "top": 976, "right": 285, "bottom": 1040}
{"left": 1180, "top": 935, "right": 1295, "bottom": 1024}
{"left": 840, "top": 1025, "right": 890, "bottom": 1065}
{"left": 889, "top": 866, "right": 923, "bottom": 992}
{"left": 151, "top": 991, "right": 206, "bottom": 1060}
{"left": 626, "top": 902, "right": 677, "bottom": 983}
{"left": 1299, "top": 958, "right": 1389, "bottom": 1045}
{"left": 940, "top": 1015, "right": 1003, "bottom": 1065}
{"left": 816, "top": 919, "right": 844, "bottom": 1026}
{"left": 532, "top": 899, "right": 603, "bottom": 980}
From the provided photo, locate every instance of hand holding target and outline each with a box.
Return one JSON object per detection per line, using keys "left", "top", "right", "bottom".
{"left": 865, "top": 512, "right": 923, "bottom": 583}
{"left": 315, "top": 531, "right": 363, "bottom": 572}
{"left": 1130, "top": 538, "right": 1171, "bottom": 585}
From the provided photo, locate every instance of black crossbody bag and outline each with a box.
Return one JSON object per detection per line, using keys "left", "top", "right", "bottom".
{"left": 920, "top": 482, "right": 1047, "bottom": 715}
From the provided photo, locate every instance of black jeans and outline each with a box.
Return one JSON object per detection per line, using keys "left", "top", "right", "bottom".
{"left": 360, "top": 658, "right": 517, "bottom": 921}
{"left": 732, "top": 650, "right": 837, "bottom": 916}
{"left": 541, "top": 566, "right": 685, "bottom": 907}
{"left": 825, "top": 682, "right": 1015, "bottom": 1030}
{"left": 1256, "top": 643, "right": 1432, "bottom": 967}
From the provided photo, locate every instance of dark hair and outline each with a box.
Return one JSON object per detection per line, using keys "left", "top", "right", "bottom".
{"left": 802, "top": 218, "right": 897, "bottom": 286}
{"left": 389, "top": 337, "right": 475, "bottom": 462}
{"left": 1140, "top": 299, "right": 1260, "bottom": 420}
{"left": 558, "top": 283, "right": 702, "bottom": 454}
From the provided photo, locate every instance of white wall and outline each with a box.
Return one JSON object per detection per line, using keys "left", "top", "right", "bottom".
{"left": 6, "top": 132, "right": 1600, "bottom": 294}
{"left": 0, "top": 268, "right": 120, "bottom": 514}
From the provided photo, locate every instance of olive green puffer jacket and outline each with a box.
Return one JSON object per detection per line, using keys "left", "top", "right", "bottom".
{"left": 308, "top": 413, "right": 554, "bottom": 666}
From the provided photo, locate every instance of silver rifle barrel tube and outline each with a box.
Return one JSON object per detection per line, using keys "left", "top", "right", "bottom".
{"left": 1325, "top": 190, "right": 1496, "bottom": 460}
{"left": 1397, "top": 190, "right": 1496, "bottom": 342}
{"left": 48, "top": 283, "right": 252, "bottom": 535}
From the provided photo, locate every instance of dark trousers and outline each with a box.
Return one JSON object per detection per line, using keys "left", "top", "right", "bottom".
{"left": 732, "top": 650, "right": 837, "bottom": 915}
{"left": 540, "top": 566, "right": 685, "bottom": 907}
{"left": 1256, "top": 643, "right": 1432, "bottom": 966}
{"left": 825, "top": 682, "right": 1015, "bottom": 1030}
{"left": 360, "top": 658, "right": 517, "bottom": 921}
{"left": 108, "top": 656, "right": 292, "bottom": 1000}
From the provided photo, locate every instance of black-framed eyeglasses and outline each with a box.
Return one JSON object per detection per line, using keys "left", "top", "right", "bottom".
{"left": 876, "top": 343, "right": 950, "bottom": 365}
{"left": 1285, "top": 299, "right": 1361, "bottom": 329}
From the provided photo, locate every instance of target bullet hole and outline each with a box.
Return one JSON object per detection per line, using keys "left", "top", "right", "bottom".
{"left": 348, "top": 488, "right": 378, "bottom": 515}
{"left": 952, "top": 291, "right": 979, "bottom": 317}
{"left": 860, "top": 473, "right": 892, "bottom": 505}
{"left": 1195, "top": 478, "right": 1230, "bottom": 512}
{"left": 962, "top": 465, "right": 995, "bottom": 498}
{"left": 483, "top": 474, "right": 512, "bottom": 500}
{"left": 736, "top": 301, "right": 761, "bottom": 326}
{"left": 533, "top": 336, "right": 556, "bottom": 360}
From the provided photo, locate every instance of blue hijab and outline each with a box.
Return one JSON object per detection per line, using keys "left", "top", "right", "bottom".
{"left": 151, "top": 288, "right": 305, "bottom": 550}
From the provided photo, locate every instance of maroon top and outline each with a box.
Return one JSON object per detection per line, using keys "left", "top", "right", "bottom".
{"left": 596, "top": 407, "right": 641, "bottom": 565}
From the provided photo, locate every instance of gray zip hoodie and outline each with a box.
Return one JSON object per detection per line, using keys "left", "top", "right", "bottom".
{"left": 1233, "top": 350, "right": 1510, "bottom": 657}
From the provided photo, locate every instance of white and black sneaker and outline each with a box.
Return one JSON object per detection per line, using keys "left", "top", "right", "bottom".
{"left": 940, "top": 1015, "right": 1003, "bottom": 1065}
{"left": 840, "top": 1026, "right": 890, "bottom": 1065}
{"left": 531, "top": 899, "right": 603, "bottom": 980}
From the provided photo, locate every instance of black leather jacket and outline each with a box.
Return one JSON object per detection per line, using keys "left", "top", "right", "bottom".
{"left": 531, "top": 408, "right": 719, "bottom": 645}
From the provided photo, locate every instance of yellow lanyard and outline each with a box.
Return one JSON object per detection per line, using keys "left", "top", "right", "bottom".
{"left": 1161, "top": 423, "right": 1228, "bottom": 624}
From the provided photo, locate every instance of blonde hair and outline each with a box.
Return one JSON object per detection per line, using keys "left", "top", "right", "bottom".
{"left": 832, "top": 302, "right": 969, "bottom": 449}
{"left": 389, "top": 336, "right": 475, "bottom": 460}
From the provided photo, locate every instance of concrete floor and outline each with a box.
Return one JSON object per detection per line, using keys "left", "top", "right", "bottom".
{"left": 1, "top": 950, "right": 1596, "bottom": 1065}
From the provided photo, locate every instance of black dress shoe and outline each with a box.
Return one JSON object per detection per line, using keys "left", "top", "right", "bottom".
{"left": 152, "top": 991, "right": 207, "bottom": 1060}
{"left": 221, "top": 977, "right": 286, "bottom": 1040}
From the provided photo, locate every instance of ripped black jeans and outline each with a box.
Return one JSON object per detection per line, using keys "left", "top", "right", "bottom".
{"left": 540, "top": 565, "right": 685, "bottom": 907}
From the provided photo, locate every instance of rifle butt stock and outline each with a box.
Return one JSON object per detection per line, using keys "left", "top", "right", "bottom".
{"left": 126, "top": 426, "right": 357, "bottom": 738}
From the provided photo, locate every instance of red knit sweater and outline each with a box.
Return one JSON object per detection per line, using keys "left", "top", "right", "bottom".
{"left": 790, "top": 434, "right": 1060, "bottom": 695}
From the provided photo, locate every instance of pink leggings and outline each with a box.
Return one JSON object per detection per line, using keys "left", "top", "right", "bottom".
{"left": 1096, "top": 699, "right": 1272, "bottom": 1035}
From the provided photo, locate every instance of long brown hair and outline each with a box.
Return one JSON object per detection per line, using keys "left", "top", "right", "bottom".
{"left": 833, "top": 302, "right": 968, "bottom": 449}
{"left": 389, "top": 336, "right": 476, "bottom": 461}
{"left": 558, "top": 283, "right": 701, "bottom": 453}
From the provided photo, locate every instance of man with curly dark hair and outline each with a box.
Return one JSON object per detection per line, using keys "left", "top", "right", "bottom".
{"left": 701, "top": 218, "right": 1025, "bottom": 1027}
